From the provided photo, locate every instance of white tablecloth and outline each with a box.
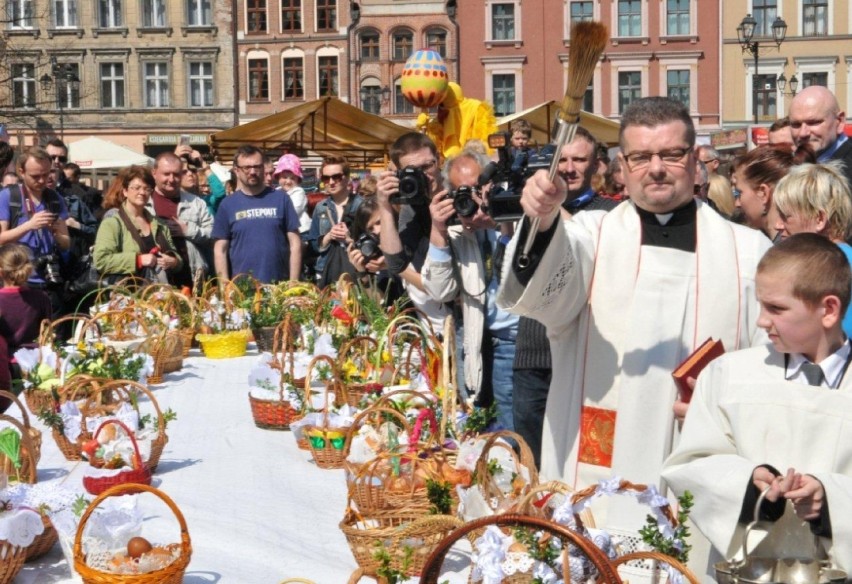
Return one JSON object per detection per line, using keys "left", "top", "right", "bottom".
{"left": 17, "top": 348, "right": 363, "bottom": 583}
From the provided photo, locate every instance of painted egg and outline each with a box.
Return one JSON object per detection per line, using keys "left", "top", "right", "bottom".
{"left": 401, "top": 50, "right": 449, "bottom": 109}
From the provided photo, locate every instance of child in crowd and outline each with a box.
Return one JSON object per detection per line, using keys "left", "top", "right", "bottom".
{"left": 663, "top": 233, "right": 852, "bottom": 574}
{"left": 509, "top": 119, "right": 533, "bottom": 173}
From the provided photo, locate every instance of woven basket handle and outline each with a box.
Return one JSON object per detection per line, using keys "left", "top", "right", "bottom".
{"left": 418, "top": 513, "right": 623, "bottom": 584}
{"left": 342, "top": 405, "right": 412, "bottom": 457}
{"left": 612, "top": 551, "right": 701, "bottom": 584}
{"left": 0, "top": 390, "right": 31, "bottom": 429}
{"left": 0, "top": 413, "right": 38, "bottom": 484}
{"left": 570, "top": 479, "right": 678, "bottom": 532}
{"left": 97, "top": 380, "right": 166, "bottom": 444}
{"left": 92, "top": 418, "right": 145, "bottom": 471}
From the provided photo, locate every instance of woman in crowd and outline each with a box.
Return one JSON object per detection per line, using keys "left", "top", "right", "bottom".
{"left": 707, "top": 174, "right": 736, "bottom": 218}
{"left": 774, "top": 160, "right": 852, "bottom": 336}
{"left": 347, "top": 197, "right": 404, "bottom": 305}
{"left": 731, "top": 144, "right": 814, "bottom": 243}
{"left": 93, "top": 166, "right": 181, "bottom": 284}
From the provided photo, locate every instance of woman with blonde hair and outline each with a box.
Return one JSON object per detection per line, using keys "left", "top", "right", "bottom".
{"left": 774, "top": 160, "right": 852, "bottom": 334}
{"left": 707, "top": 174, "right": 736, "bottom": 217}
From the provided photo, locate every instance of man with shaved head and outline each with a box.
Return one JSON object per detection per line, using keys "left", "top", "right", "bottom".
{"left": 789, "top": 85, "right": 852, "bottom": 187}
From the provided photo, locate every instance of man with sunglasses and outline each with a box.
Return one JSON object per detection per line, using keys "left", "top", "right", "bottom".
{"left": 497, "top": 97, "right": 772, "bottom": 577}
{"left": 212, "top": 145, "right": 301, "bottom": 284}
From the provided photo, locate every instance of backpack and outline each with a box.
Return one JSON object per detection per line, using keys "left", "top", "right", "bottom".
{"left": 6, "top": 185, "right": 62, "bottom": 228}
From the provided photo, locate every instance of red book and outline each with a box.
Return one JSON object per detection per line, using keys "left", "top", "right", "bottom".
{"left": 672, "top": 338, "right": 725, "bottom": 403}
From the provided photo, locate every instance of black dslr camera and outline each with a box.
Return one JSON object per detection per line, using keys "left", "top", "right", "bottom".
{"left": 390, "top": 166, "right": 430, "bottom": 206}
{"left": 481, "top": 133, "right": 555, "bottom": 222}
{"left": 448, "top": 185, "right": 480, "bottom": 219}
{"left": 352, "top": 233, "right": 382, "bottom": 261}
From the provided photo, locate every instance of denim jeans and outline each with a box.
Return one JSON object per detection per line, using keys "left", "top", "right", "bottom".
{"left": 512, "top": 368, "right": 551, "bottom": 469}
{"left": 475, "top": 335, "right": 517, "bottom": 432}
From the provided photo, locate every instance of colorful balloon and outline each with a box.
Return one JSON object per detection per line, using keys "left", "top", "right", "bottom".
{"left": 401, "top": 50, "right": 449, "bottom": 109}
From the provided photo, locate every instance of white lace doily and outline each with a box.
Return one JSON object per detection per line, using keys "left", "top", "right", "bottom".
{"left": 0, "top": 508, "right": 45, "bottom": 548}
{"left": 1, "top": 482, "right": 80, "bottom": 514}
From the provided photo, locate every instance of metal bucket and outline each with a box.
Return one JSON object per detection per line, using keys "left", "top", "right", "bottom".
{"left": 714, "top": 489, "right": 846, "bottom": 584}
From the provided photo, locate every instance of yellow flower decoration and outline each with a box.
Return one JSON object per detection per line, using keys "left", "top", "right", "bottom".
{"left": 76, "top": 341, "right": 86, "bottom": 351}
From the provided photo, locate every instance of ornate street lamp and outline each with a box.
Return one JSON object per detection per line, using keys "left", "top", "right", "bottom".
{"left": 39, "top": 56, "right": 80, "bottom": 139}
{"left": 737, "top": 13, "right": 787, "bottom": 124}
{"left": 777, "top": 73, "right": 799, "bottom": 96}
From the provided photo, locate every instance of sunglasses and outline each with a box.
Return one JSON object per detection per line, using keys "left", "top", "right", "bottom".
{"left": 322, "top": 172, "right": 346, "bottom": 183}
{"left": 50, "top": 155, "right": 68, "bottom": 164}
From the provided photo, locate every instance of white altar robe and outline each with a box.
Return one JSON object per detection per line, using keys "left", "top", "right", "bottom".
{"left": 663, "top": 343, "right": 852, "bottom": 574}
{"left": 497, "top": 201, "right": 771, "bottom": 538}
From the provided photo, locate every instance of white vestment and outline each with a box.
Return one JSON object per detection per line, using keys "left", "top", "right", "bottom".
{"left": 663, "top": 343, "right": 852, "bottom": 575}
{"left": 497, "top": 202, "right": 771, "bottom": 549}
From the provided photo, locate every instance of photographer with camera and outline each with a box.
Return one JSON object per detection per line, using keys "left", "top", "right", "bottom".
{"left": 422, "top": 150, "right": 518, "bottom": 431}
{"left": 0, "top": 147, "right": 71, "bottom": 317}
{"left": 346, "top": 197, "right": 404, "bottom": 305}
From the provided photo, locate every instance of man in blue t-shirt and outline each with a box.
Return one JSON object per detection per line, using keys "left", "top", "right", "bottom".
{"left": 212, "top": 145, "right": 301, "bottom": 283}
{"left": 0, "top": 147, "right": 71, "bottom": 294}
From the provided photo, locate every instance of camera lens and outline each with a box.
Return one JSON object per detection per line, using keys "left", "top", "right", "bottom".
{"left": 452, "top": 187, "right": 479, "bottom": 218}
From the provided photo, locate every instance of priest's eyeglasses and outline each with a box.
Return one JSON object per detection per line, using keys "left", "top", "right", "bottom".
{"left": 623, "top": 147, "right": 693, "bottom": 172}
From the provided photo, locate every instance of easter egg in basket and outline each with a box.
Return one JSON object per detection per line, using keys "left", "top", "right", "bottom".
{"left": 401, "top": 50, "right": 449, "bottom": 109}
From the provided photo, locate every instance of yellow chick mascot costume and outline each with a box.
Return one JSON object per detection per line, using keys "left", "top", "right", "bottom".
{"left": 416, "top": 82, "right": 497, "bottom": 159}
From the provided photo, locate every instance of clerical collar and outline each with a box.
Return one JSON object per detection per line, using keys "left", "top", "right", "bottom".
{"left": 818, "top": 134, "right": 849, "bottom": 162}
{"left": 786, "top": 339, "right": 852, "bottom": 389}
{"left": 635, "top": 199, "right": 697, "bottom": 226}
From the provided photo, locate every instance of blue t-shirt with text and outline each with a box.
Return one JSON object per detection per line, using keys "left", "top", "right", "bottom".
{"left": 212, "top": 188, "right": 300, "bottom": 283}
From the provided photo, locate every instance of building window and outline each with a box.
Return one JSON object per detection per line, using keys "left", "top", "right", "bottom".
{"left": 392, "top": 30, "right": 413, "bottom": 61}
{"left": 281, "top": 0, "right": 300, "bottom": 32}
{"left": 283, "top": 57, "right": 303, "bottom": 99}
{"left": 142, "top": 0, "right": 166, "bottom": 26}
{"left": 316, "top": 0, "right": 335, "bottom": 32}
{"left": 618, "top": 71, "right": 641, "bottom": 113}
{"left": 754, "top": 73, "right": 776, "bottom": 119}
{"left": 426, "top": 29, "right": 447, "bottom": 57}
{"left": 187, "top": 0, "right": 211, "bottom": 26}
{"left": 801, "top": 71, "right": 828, "bottom": 88}
{"left": 248, "top": 58, "right": 269, "bottom": 101}
{"left": 570, "top": 1, "right": 593, "bottom": 23}
{"left": 394, "top": 81, "right": 413, "bottom": 114}
{"left": 53, "top": 0, "right": 77, "bottom": 27}
{"left": 361, "top": 84, "right": 381, "bottom": 115}
{"left": 360, "top": 31, "right": 379, "bottom": 61}
{"left": 188, "top": 61, "right": 214, "bottom": 106}
{"left": 492, "top": 74, "right": 515, "bottom": 116}
{"left": 491, "top": 3, "right": 515, "bottom": 40}
{"left": 247, "top": 0, "right": 266, "bottom": 33}
{"left": 144, "top": 62, "right": 169, "bottom": 108}
{"left": 667, "top": 69, "right": 690, "bottom": 107}
{"left": 666, "top": 0, "right": 689, "bottom": 35}
{"left": 98, "top": 0, "right": 122, "bottom": 27}
{"left": 753, "top": 0, "right": 777, "bottom": 37}
{"left": 803, "top": 0, "right": 827, "bottom": 36}
{"left": 100, "top": 62, "right": 125, "bottom": 108}
{"left": 11, "top": 64, "right": 35, "bottom": 108}
{"left": 56, "top": 63, "right": 81, "bottom": 108}
{"left": 583, "top": 83, "right": 593, "bottom": 112}
{"left": 318, "top": 55, "right": 338, "bottom": 97}
{"left": 7, "top": 0, "right": 34, "bottom": 28}
{"left": 617, "top": 0, "right": 641, "bottom": 36}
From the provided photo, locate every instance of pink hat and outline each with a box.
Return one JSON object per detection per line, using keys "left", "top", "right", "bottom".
{"left": 273, "top": 154, "right": 302, "bottom": 179}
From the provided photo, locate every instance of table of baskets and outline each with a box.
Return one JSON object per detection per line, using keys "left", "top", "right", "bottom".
{"left": 15, "top": 345, "right": 369, "bottom": 584}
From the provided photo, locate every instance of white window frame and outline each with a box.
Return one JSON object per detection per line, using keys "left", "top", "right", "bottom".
{"left": 608, "top": 56, "right": 650, "bottom": 116}
{"left": 660, "top": 0, "right": 698, "bottom": 39}
{"left": 798, "top": 0, "right": 831, "bottom": 36}
{"left": 281, "top": 48, "right": 305, "bottom": 101}
{"left": 482, "top": 56, "right": 524, "bottom": 116}
{"left": 485, "top": 0, "right": 521, "bottom": 44}
{"left": 7, "top": 0, "right": 34, "bottom": 29}
{"left": 188, "top": 60, "right": 215, "bottom": 107}
{"left": 142, "top": 0, "right": 166, "bottom": 27}
{"left": 143, "top": 61, "right": 170, "bottom": 108}
{"left": 54, "top": 0, "right": 78, "bottom": 28}
{"left": 315, "top": 47, "right": 340, "bottom": 99}
{"left": 747, "top": 0, "right": 782, "bottom": 37}
{"left": 612, "top": 0, "right": 645, "bottom": 39}
{"left": 98, "top": 0, "right": 122, "bottom": 28}
{"left": 744, "top": 57, "right": 783, "bottom": 123}
{"left": 784, "top": 56, "right": 837, "bottom": 111}
{"left": 564, "top": 0, "right": 600, "bottom": 40}
{"left": 100, "top": 62, "right": 126, "bottom": 108}
{"left": 11, "top": 63, "right": 36, "bottom": 109}
{"left": 187, "top": 0, "right": 212, "bottom": 26}
{"left": 657, "top": 53, "right": 700, "bottom": 115}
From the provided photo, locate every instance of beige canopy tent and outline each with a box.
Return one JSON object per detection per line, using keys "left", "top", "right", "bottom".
{"left": 68, "top": 136, "right": 153, "bottom": 169}
{"left": 497, "top": 101, "right": 621, "bottom": 146}
{"left": 209, "top": 97, "right": 411, "bottom": 165}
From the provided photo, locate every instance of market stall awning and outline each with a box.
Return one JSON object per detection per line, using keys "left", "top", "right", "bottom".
{"left": 68, "top": 136, "right": 153, "bottom": 169}
{"left": 497, "top": 102, "right": 621, "bottom": 146}
{"left": 209, "top": 97, "right": 411, "bottom": 165}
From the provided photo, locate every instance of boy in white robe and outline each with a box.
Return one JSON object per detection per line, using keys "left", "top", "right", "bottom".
{"left": 663, "top": 233, "right": 852, "bottom": 573}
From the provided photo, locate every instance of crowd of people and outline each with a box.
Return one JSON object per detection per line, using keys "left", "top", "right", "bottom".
{"left": 0, "top": 82, "right": 851, "bottom": 579}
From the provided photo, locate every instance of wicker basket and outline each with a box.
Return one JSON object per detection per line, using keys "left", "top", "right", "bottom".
{"left": 74, "top": 483, "right": 192, "bottom": 584}
{"left": 140, "top": 330, "right": 184, "bottom": 385}
{"left": 196, "top": 330, "right": 249, "bottom": 359}
{"left": 252, "top": 326, "right": 278, "bottom": 353}
{"left": 248, "top": 381, "right": 304, "bottom": 431}
{"left": 82, "top": 419, "right": 152, "bottom": 496}
{"left": 337, "top": 336, "right": 380, "bottom": 408}
{"left": 26, "top": 514, "right": 58, "bottom": 561}
{"left": 23, "top": 388, "right": 55, "bottom": 417}
{"left": 0, "top": 413, "right": 39, "bottom": 486}
{"left": 470, "top": 430, "right": 540, "bottom": 513}
{"left": 0, "top": 540, "right": 27, "bottom": 584}
{"left": 0, "top": 391, "right": 41, "bottom": 474}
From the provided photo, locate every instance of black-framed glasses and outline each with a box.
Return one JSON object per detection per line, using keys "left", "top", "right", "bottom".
{"left": 412, "top": 160, "right": 437, "bottom": 173}
{"left": 236, "top": 164, "right": 264, "bottom": 172}
{"left": 50, "top": 155, "right": 68, "bottom": 164}
{"left": 623, "top": 147, "right": 693, "bottom": 172}
{"left": 322, "top": 172, "right": 346, "bottom": 183}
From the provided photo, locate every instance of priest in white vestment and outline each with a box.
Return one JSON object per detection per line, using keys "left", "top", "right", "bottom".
{"left": 497, "top": 97, "right": 772, "bottom": 578}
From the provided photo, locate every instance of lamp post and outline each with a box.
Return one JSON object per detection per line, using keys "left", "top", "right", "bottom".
{"left": 777, "top": 73, "right": 799, "bottom": 96}
{"left": 737, "top": 13, "right": 787, "bottom": 125}
{"left": 39, "top": 56, "right": 80, "bottom": 139}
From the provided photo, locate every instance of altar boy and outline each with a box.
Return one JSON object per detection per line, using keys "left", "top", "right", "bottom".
{"left": 663, "top": 233, "right": 852, "bottom": 577}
